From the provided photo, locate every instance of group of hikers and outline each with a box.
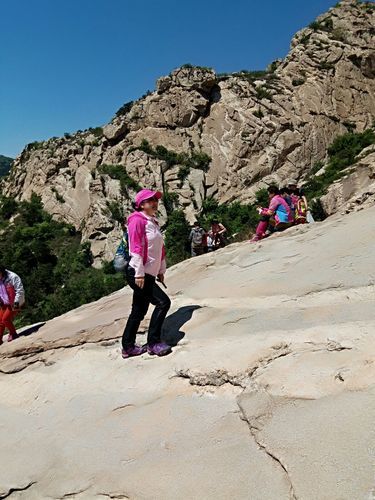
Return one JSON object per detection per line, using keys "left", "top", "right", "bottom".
{"left": 250, "top": 179, "right": 310, "bottom": 242}
{"left": 0, "top": 181, "right": 310, "bottom": 355}
{"left": 189, "top": 220, "right": 227, "bottom": 256}
{"left": 187, "top": 179, "right": 310, "bottom": 254}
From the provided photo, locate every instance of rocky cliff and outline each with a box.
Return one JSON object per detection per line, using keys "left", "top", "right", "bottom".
{"left": 1, "top": 206, "right": 374, "bottom": 499}
{"left": 3, "top": 0, "right": 375, "bottom": 261}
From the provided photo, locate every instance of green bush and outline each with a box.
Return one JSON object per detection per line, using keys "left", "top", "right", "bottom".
{"left": 318, "top": 61, "right": 334, "bottom": 71}
{"left": 51, "top": 187, "right": 65, "bottom": 204}
{"left": 88, "top": 127, "right": 103, "bottom": 137}
{"left": 115, "top": 101, "right": 134, "bottom": 117}
{"left": 164, "top": 210, "right": 191, "bottom": 266}
{"left": 98, "top": 164, "right": 141, "bottom": 196}
{"left": 255, "top": 86, "right": 272, "bottom": 100}
{"left": 304, "top": 128, "right": 375, "bottom": 200}
{"left": 255, "top": 188, "right": 269, "bottom": 207}
{"left": 0, "top": 194, "right": 124, "bottom": 327}
{"left": 130, "top": 140, "right": 211, "bottom": 174}
{"left": 106, "top": 200, "right": 124, "bottom": 224}
{"left": 27, "top": 141, "right": 44, "bottom": 151}
{"left": 0, "top": 155, "right": 13, "bottom": 177}
{"left": 300, "top": 33, "right": 311, "bottom": 45}
{"left": 292, "top": 78, "right": 305, "bottom": 86}
{"left": 311, "top": 160, "right": 324, "bottom": 175}
{"left": 163, "top": 190, "right": 179, "bottom": 215}
{"left": 309, "top": 18, "right": 333, "bottom": 32}
{"left": 253, "top": 109, "right": 264, "bottom": 119}
{"left": 198, "top": 197, "right": 259, "bottom": 241}
{"left": 0, "top": 196, "right": 17, "bottom": 219}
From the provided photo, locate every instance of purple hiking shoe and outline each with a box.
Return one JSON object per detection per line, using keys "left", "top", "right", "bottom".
{"left": 147, "top": 342, "right": 172, "bottom": 357}
{"left": 121, "top": 344, "right": 147, "bottom": 359}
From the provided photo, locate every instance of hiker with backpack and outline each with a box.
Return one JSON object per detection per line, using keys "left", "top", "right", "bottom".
{"left": 295, "top": 187, "right": 308, "bottom": 224}
{"left": 189, "top": 222, "right": 206, "bottom": 256}
{"left": 211, "top": 219, "right": 227, "bottom": 249}
{"left": 280, "top": 186, "right": 296, "bottom": 224}
{"left": 0, "top": 266, "right": 25, "bottom": 345}
{"left": 250, "top": 186, "right": 292, "bottom": 242}
{"left": 121, "top": 189, "right": 172, "bottom": 359}
{"left": 288, "top": 180, "right": 308, "bottom": 224}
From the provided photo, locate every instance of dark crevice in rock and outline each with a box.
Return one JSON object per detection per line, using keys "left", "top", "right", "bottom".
{"left": 237, "top": 400, "right": 297, "bottom": 500}
{"left": 175, "top": 344, "right": 294, "bottom": 389}
{"left": 0, "top": 482, "right": 36, "bottom": 499}
{"left": 175, "top": 368, "right": 246, "bottom": 388}
{"left": 98, "top": 494, "right": 130, "bottom": 499}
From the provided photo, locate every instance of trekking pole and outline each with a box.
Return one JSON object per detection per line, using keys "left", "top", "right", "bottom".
{"left": 157, "top": 278, "right": 167, "bottom": 289}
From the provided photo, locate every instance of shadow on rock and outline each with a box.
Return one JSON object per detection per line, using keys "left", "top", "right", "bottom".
{"left": 18, "top": 322, "right": 46, "bottom": 337}
{"left": 162, "top": 305, "right": 201, "bottom": 346}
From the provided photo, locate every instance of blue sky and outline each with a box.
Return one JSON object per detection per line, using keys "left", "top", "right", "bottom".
{"left": 1, "top": 0, "right": 338, "bottom": 158}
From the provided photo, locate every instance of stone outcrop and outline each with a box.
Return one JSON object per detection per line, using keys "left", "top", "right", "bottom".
{"left": 1, "top": 206, "right": 375, "bottom": 499}
{"left": 2, "top": 1, "right": 375, "bottom": 262}
{"left": 320, "top": 144, "right": 375, "bottom": 214}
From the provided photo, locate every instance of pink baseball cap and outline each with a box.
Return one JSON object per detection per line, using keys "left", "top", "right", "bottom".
{"left": 134, "top": 189, "right": 162, "bottom": 208}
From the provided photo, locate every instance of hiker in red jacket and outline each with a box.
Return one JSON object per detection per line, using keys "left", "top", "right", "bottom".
{"left": 0, "top": 266, "right": 25, "bottom": 345}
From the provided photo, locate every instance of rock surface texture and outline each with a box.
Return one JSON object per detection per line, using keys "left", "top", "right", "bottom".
{"left": 1, "top": 206, "right": 375, "bottom": 499}
{"left": 2, "top": 1, "right": 375, "bottom": 261}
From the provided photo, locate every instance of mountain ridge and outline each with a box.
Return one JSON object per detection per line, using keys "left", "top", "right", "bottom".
{"left": 2, "top": 0, "right": 375, "bottom": 262}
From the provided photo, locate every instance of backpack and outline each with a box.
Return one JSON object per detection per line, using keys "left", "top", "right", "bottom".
{"left": 191, "top": 228, "right": 204, "bottom": 247}
{"left": 113, "top": 230, "right": 130, "bottom": 272}
{"left": 296, "top": 198, "right": 307, "bottom": 218}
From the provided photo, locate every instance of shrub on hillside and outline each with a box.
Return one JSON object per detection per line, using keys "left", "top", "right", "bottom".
{"left": 98, "top": 164, "right": 141, "bottom": 196}
{"left": 0, "top": 194, "right": 124, "bottom": 327}
{"left": 164, "top": 210, "right": 191, "bottom": 266}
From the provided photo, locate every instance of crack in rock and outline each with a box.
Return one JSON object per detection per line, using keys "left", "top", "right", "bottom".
{"left": 111, "top": 404, "right": 135, "bottom": 413}
{"left": 0, "top": 336, "right": 122, "bottom": 375}
{"left": 54, "top": 486, "right": 91, "bottom": 499}
{"left": 98, "top": 494, "right": 130, "bottom": 499}
{"left": 175, "top": 368, "right": 247, "bottom": 388}
{"left": 237, "top": 400, "right": 297, "bottom": 500}
{"left": 0, "top": 481, "right": 36, "bottom": 499}
{"left": 175, "top": 343, "right": 293, "bottom": 389}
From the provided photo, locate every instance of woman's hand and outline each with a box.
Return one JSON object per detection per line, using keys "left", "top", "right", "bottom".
{"left": 135, "top": 277, "right": 145, "bottom": 289}
{"left": 157, "top": 273, "right": 165, "bottom": 285}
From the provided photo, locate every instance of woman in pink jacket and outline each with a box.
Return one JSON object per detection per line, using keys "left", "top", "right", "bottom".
{"left": 122, "top": 189, "right": 172, "bottom": 359}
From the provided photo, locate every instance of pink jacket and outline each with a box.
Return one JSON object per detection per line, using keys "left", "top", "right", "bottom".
{"left": 127, "top": 212, "right": 166, "bottom": 278}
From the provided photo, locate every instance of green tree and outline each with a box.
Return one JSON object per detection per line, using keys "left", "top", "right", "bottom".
{"left": 164, "top": 211, "right": 191, "bottom": 266}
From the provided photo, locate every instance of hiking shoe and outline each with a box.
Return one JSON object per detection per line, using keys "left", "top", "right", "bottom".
{"left": 7, "top": 333, "right": 19, "bottom": 342}
{"left": 121, "top": 344, "right": 147, "bottom": 359}
{"left": 249, "top": 235, "right": 261, "bottom": 243}
{"left": 147, "top": 343, "right": 172, "bottom": 357}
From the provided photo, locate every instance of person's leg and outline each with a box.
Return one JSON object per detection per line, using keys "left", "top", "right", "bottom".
{"left": 251, "top": 216, "right": 269, "bottom": 241}
{"left": 147, "top": 282, "right": 171, "bottom": 347}
{"left": 0, "top": 307, "right": 5, "bottom": 344}
{"left": 191, "top": 246, "right": 197, "bottom": 257}
{"left": 122, "top": 267, "right": 150, "bottom": 351}
{"left": 2, "top": 307, "right": 17, "bottom": 341}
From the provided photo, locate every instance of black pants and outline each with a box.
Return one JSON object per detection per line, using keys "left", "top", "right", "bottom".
{"left": 122, "top": 266, "right": 171, "bottom": 349}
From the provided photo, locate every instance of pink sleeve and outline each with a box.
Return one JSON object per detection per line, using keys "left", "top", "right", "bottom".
{"left": 268, "top": 197, "right": 279, "bottom": 214}
{"left": 159, "top": 245, "right": 167, "bottom": 275}
{"left": 128, "top": 217, "right": 146, "bottom": 277}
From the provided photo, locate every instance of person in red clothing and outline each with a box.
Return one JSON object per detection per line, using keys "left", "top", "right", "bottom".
{"left": 250, "top": 186, "right": 292, "bottom": 242}
{"left": 0, "top": 266, "right": 25, "bottom": 345}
